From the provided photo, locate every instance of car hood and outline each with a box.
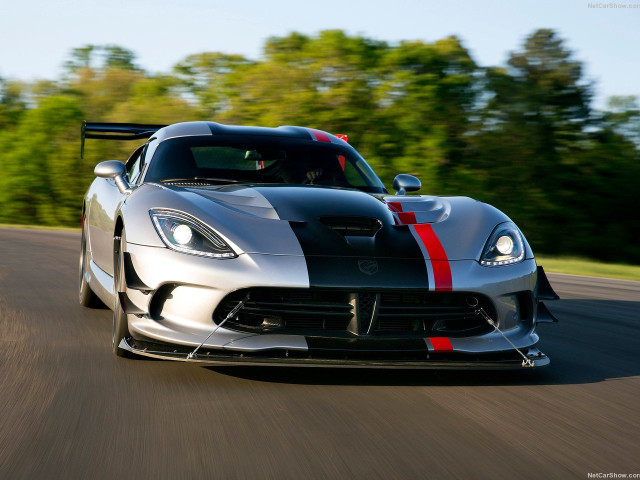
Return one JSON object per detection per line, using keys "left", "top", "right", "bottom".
{"left": 125, "top": 183, "right": 516, "bottom": 262}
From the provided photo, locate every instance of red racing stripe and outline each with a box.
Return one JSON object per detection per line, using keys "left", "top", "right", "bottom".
{"left": 386, "top": 201, "right": 403, "bottom": 213}
{"left": 429, "top": 337, "right": 453, "bottom": 352}
{"left": 386, "top": 201, "right": 417, "bottom": 224}
{"left": 385, "top": 199, "right": 452, "bottom": 290}
{"left": 397, "top": 211, "right": 416, "bottom": 224}
{"left": 310, "top": 129, "right": 331, "bottom": 142}
{"left": 413, "top": 223, "right": 452, "bottom": 291}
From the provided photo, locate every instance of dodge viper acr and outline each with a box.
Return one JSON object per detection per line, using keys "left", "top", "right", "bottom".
{"left": 79, "top": 120, "right": 559, "bottom": 368}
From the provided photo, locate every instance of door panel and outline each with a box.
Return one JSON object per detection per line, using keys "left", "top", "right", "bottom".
{"left": 87, "top": 178, "right": 124, "bottom": 276}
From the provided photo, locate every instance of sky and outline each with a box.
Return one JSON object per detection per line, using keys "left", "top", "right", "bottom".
{"left": 1, "top": 0, "right": 639, "bottom": 108}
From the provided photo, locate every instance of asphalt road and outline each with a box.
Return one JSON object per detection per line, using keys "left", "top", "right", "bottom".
{"left": 1, "top": 227, "right": 639, "bottom": 480}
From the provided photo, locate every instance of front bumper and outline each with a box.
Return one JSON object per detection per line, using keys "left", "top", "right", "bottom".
{"left": 117, "top": 243, "right": 547, "bottom": 368}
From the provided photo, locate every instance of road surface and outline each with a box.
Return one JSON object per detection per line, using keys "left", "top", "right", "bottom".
{"left": 1, "top": 228, "right": 638, "bottom": 479}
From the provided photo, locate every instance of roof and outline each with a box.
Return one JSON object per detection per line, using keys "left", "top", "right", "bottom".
{"left": 82, "top": 120, "right": 349, "bottom": 158}
{"left": 155, "top": 121, "right": 346, "bottom": 145}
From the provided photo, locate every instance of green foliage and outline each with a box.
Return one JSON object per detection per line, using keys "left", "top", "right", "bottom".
{"left": 0, "top": 78, "right": 27, "bottom": 129}
{"left": 458, "top": 29, "right": 639, "bottom": 262}
{"left": 604, "top": 96, "right": 640, "bottom": 145}
{"left": 173, "top": 52, "right": 253, "bottom": 117}
{"left": 103, "top": 45, "right": 139, "bottom": 71}
{"left": 64, "top": 45, "right": 96, "bottom": 72}
{"left": 0, "top": 96, "right": 84, "bottom": 225}
{"left": 64, "top": 44, "right": 139, "bottom": 73}
{"left": 0, "top": 31, "right": 638, "bottom": 263}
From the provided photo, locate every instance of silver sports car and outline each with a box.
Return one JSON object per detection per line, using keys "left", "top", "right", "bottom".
{"left": 80, "top": 121, "right": 558, "bottom": 368}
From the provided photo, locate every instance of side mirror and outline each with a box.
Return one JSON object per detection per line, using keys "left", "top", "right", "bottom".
{"left": 392, "top": 174, "right": 421, "bottom": 195}
{"left": 94, "top": 160, "right": 131, "bottom": 194}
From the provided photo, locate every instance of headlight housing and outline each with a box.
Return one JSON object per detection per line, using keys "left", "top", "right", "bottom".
{"left": 480, "top": 222, "right": 525, "bottom": 266}
{"left": 150, "top": 209, "right": 236, "bottom": 258}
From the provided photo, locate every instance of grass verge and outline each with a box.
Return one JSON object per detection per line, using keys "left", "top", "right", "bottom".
{"left": 537, "top": 256, "right": 640, "bottom": 282}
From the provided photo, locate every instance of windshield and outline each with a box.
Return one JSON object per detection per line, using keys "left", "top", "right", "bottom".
{"left": 144, "top": 135, "right": 386, "bottom": 193}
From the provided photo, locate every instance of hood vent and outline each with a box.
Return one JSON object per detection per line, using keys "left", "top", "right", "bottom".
{"left": 319, "top": 216, "right": 382, "bottom": 237}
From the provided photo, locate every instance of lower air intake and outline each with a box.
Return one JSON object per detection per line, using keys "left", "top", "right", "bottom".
{"left": 215, "top": 288, "right": 496, "bottom": 337}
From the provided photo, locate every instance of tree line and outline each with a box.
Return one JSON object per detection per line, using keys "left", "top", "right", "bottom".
{"left": 0, "top": 30, "right": 638, "bottom": 262}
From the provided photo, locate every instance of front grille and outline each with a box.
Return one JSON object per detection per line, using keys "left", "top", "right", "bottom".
{"left": 217, "top": 289, "right": 353, "bottom": 333}
{"left": 215, "top": 288, "right": 496, "bottom": 337}
{"left": 358, "top": 292, "right": 376, "bottom": 332}
{"left": 376, "top": 292, "right": 492, "bottom": 336}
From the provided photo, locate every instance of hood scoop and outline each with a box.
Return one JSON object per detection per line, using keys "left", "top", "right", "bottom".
{"left": 319, "top": 216, "right": 382, "bottom": 238}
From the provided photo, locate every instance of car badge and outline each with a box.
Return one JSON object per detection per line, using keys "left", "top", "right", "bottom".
{"left": 358, "top": 259, "right": 378, "bottom": 275}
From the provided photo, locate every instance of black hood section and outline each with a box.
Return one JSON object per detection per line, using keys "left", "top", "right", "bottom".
{"left": 253, "top": 186, "right": 429, "bottom": 289}
{"left": 253, "top": 185, "right": 391, "bottom": 222}
{"left": 252, "top": 185, "right": 422, "bottom": 258}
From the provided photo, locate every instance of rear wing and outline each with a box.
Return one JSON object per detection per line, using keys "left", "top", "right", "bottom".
{"left": 81, "top": 121, "right": 166, "bottom": 158}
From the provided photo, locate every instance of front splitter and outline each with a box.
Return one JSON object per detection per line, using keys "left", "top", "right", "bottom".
{"left": 119, "top": 338, "right": 550, "bottom": 369}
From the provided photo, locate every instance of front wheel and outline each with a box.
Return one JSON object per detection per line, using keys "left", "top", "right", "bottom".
{"left": 112, "top": 231, "right": 130, "bottom": 357}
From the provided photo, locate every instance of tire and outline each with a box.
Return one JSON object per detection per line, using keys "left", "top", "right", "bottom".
{"left": 79, "top": 219, "right": 103, "bottom": 308}
{"left": 112, "top": 230, "right": 131, "bottom": 357}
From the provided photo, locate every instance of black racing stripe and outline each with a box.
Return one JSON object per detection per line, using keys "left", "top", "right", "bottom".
{"left": 206, "top": 123, "right": 315, "bottom": 140}
{"left": 253, "top": 185, "right": 429, "bottom": 289}
{"left": 301, "top": 254, "right": 427, "bottom": 289}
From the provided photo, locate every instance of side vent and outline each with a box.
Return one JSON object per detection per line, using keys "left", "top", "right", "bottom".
{"left": 123, "top": 252, "right": 151, "bottom": 293}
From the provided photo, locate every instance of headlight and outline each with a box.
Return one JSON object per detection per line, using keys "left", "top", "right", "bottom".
{"left": 150, "top": 209, "right": 236, "bottom": 258}
{"left": 480, "top": 222, "right": 525, "bottom": 266}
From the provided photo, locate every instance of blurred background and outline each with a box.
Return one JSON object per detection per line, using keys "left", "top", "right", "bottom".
{"left": 1, "top": 0, "right": 638, "bottom": 263}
